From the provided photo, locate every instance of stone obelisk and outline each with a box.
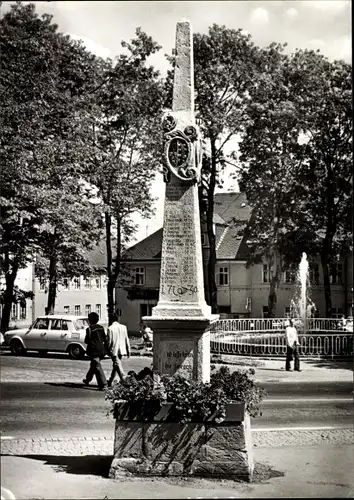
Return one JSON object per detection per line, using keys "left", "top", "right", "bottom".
{"left": 144, "top": 21, "right": 218, "bottom": 382}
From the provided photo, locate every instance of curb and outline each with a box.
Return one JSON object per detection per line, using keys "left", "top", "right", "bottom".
{"left": 1, "top": 428, "right": 353, "bottom": 452}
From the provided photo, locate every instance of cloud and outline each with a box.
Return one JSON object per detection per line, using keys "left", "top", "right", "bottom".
{"left": 285, "top": 8, "right": 299, "bottom": 20}
{"left": 307, "top": 36, "right": 351, "bottom": 63}
{"left": 69, "top": 34, "right": 111, "bottom": 59}
{"left": 302, "top": 1, "right": 349, "bottom": 14}
{"left": 307, "top": 38, "right": 326, "bottom": 49}
{"left": 54, "top": 1, "right": 82, "bottom": 12}
{"left": 250, "top": 7, "right": 269, "bottom": 25}
{"left": 329, "top": 35, "right": 351, "bottom": 62}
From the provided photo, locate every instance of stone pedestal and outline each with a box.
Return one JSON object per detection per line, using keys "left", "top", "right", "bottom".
{"left": 147, "top": 317, "right": 217, "bottom": 382}
{"left": 109, "top": 402, "right": 254, "bottom": 481}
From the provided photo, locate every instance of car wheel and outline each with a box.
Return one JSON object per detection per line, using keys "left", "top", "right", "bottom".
{"left": 38, "top": 350, "right": 48, "bottom": 356}
{"left": 67, "top": 344, "right": 85, "bottom": 360}
{"left": 10, "top": 339, "right": 27, "bottom": 356}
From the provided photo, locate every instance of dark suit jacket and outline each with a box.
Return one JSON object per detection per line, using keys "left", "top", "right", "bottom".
{"left": 85, "top": 324, "right": 107, "bottom": 358}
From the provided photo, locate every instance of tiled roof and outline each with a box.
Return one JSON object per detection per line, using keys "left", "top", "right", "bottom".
{"left": 123, "top": 229, "right": 163, "bottom": 261}
{"left": 86, "top": 238, "right": 110, "bottom": 269}
{"left": 122, "top": 192, "right": 252, "bottom": 261}
{"left": 217, "top": 225, "right": 244, "bottom": 260}
{"left": 214, "top": 192, "right": 251, "bottom": 224}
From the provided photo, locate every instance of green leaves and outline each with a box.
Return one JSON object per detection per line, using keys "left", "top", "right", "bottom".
{"left": 106, "top": 366, "right": 265, "bottom": 423}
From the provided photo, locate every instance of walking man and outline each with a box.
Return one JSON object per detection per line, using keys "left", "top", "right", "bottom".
{"left": 83, "top": 312, "right": 108, "bottom": 390}
{"left": 106, "top": 313, "right": 131, "bottom": 387}
{"left": 285, "top": 319, "right": 301, "bottom": 372}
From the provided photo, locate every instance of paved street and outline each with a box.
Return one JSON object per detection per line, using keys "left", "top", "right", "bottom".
{"left": 1, "top": 351, "right": 353, "bottom": 438}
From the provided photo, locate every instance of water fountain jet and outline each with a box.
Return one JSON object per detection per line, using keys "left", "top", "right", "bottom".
{"left": 289, "top": 252, "right": 315, "bottom": 334}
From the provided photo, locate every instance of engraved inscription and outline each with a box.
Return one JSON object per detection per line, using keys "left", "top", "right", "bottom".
{"left": 160, "top": 341, "right": 194, "bottom": 377}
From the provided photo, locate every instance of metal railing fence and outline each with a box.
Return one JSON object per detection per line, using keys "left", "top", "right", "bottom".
{"left": 210, "top": 318, "right": 353, "bottom": 358}
{"left": 212, "top": 317, "right": 352, "bottom": 334}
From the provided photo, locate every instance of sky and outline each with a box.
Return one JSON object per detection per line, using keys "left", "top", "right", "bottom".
{"left": 2, "top": 0, "right": 351, "bottom": 243}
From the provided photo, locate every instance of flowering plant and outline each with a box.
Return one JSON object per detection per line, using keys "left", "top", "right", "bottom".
{"left": 105, "top": 366, "right": 265, "bottom": 424}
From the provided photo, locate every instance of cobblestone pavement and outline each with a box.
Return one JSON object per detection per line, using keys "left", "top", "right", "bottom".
{"left": 1, "top": 429, "right": 353, "bottom": 456}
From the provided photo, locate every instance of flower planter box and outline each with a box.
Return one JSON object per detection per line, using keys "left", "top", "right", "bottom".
{"left": 109, "top": 401, "right": 254, "bottom": 481}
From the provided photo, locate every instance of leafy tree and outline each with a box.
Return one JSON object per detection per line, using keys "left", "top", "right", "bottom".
{"left": 292, "top": 53, "right": 352, "bottom": 316}
{"left": 239, "top": 45, "right": 352, "bottom": 317}
{"left": 0, "top": 2, "right": 102, "bottom": 328}
{"left": 193, "top": 25, "right": 261, "bottom": 312}
{"left": 89, "top": 29, "right": 166, "bottom": 323}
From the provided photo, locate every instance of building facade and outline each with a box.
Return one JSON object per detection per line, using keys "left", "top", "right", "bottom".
{"left": 1, "top": 240, "right": 109, "bottom": 330}
{"left": 116, "top": 193, "right": 353, "bottom": 334}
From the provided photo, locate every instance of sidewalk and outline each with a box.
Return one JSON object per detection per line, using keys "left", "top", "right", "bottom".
{"left": 215, "top": 355, "right": 354, "bottom": 384}
{"left": 1, "top": 441, "right": 353, "bottom": 498}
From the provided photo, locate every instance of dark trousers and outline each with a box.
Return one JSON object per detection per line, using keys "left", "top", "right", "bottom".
{"left": 85, "top": 356, "right": 107, "bottom": 388}
{"left": 108, "top": 354, "right": 126, "bottom": 384}
{"left": 286, "top": 345, "right": 300, "bottom": 371}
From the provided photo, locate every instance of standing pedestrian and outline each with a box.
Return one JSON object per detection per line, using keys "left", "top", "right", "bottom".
{"left": 106, "top": 313, "right": 131, "bottom": 387}
{"left": 83, "top": 312, "right": 108, "bottom": 390}
{"left": 285, "top": 319, "right": 301, "bottom": 372}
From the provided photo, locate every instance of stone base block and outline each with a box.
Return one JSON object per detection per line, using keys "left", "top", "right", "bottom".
{"left": 109, "top": 404, "right": 254, "bottom": 481}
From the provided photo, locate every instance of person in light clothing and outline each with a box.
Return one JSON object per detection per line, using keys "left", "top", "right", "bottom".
{"left": 285, "top": 318, "right": 301, "bottom": 372}
{"left": 106, "top": 313, "right": 130, "bottom": 387}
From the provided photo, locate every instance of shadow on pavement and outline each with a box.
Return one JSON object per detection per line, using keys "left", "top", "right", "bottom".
{"left": 1, "top": 454, "right": 284, "bottom": 483}
{"left": 2, "top": 454, "right": 112, "bottom": 477}
{"left": 304, "top": 359, "right": 353, "bottom": 371}
{"left": 0, "top": 350, "right": 88, "bottom": 361}
{"left": 44, "top": 382, "right": 99, "bottom": 390}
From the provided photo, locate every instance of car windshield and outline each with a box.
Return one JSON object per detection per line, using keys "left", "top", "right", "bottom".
{"left": 73, "top": 318, "right": 89, "bottom": 330}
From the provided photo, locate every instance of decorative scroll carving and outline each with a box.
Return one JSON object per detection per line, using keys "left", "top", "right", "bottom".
{"left": 163, "top": 115, "right": 177, "bottom": 133}
{"left": 163, "top": 121, "right": 201, "bottom": 183}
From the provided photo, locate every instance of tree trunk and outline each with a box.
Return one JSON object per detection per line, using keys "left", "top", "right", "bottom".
{"left": 321, "top": 250, "right": 332, "bottom": 317}
{"left": 268, "top": 252, "right": 282, "bottom": 318}
{"left": 113, "top": 217, "right": 122, "bottom": 322}
{"left": 46, "top": 253, "right": 58, "bottom": 314}
{"left": 105, "top": 211, "right": 115, "bottom": 324}
{"left": 1, "top": 252, "right": 18, "bottom": 332}
{"left": 1, "top": 271, "right": 17, "bottom": 333}
{"left": 206, "top": 138, "right": 218, "bottom": 313}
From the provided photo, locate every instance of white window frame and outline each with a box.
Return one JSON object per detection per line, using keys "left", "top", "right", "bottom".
{"left": 74, "top": 305, "right": 81, "bottom": 316}
{"left": 73, "top": 277, "right": 81, "bottom": 290}
{"left": 217, "top": 266, "right": 229, "bottom": 286}
{"left": 95, "top": 277, "right": 101, "bottom": 289}
{"left": 84, "top": 277, "right": 91, "bottom": 290}
{"left": 64, "top": 306, "right": 70, "bottom": 314}
{"left": 309, "top": 264, "right": 320, "bottom": 285}
{"left": 284, "top": 267, "right": 296, "bottom": 284}
{"left": 330, "top": 263, "right": 343, "bottom": 285}
{"left": 262, "top": 264, "right": 273, "bottom": 283}
{"left": 135, "top": 267, "right": 145, "bottom": 285}
{"left": 331, "top": 307, "right": 343, "bottom": 318}
{"left": 63, "top": 278, "right": 70, "bottom": 290}
{"left": 85, "top": 304, "right": 91, "bottom": 316}
{"left": 11, "top": 303, "right": 18, "bottom": 320}
{"left": 95, "top": 304, "right": 101, "bottom": 317}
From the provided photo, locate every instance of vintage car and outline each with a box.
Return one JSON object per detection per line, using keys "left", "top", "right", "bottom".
{"left": 3, "top": 315, "right": 89, "bottom": 359}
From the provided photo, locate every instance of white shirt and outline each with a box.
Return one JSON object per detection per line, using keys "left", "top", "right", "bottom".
{"left": 285, "top": 326, "right": 299, "bottom": 348}
{"left": 106, "top": 321, "right": 130, "bottom": 357}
